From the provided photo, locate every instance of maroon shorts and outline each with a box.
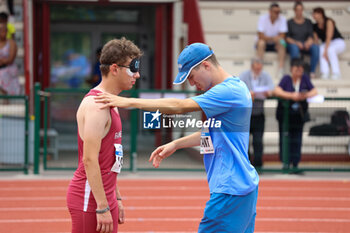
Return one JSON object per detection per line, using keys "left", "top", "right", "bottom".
{"left": 69, "top": 207, "right": 118, "bottom": 233}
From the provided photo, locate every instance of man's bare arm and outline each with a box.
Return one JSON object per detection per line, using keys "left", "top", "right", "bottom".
{"left": 149, "top": 131, "right": 201, "bottom": 168}
{"left": 82, "top": 101, "right": 110, "bottom": 209}
{"left": 115, "top": 186, "right": 124, "bottom": 224}
{"left": 81, "top": 99, "right": 114, "bottom": 232}
{"left": 95, "top": 92, "right": 201, "bottom": 114}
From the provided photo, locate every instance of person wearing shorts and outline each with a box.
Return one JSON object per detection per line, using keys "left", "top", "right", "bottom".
{"left": 66, "top": 38, "right": 142, "bottom": 233}
{"left": 94, "top": 43, "right": 259, "bottom": 233}
{"left": 256, "top": 2, "right": 288, "bottom": 78}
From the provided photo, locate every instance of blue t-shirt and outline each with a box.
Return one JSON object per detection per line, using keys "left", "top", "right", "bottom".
{"left": 192, "top": 77, "right": 259, "bottom": 196}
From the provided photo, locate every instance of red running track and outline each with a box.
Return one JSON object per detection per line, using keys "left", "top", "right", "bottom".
{"left": 0, "top": 178, "right": 350, "bottom": 233}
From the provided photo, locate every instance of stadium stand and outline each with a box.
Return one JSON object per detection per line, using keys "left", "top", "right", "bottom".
{"left": 199, "top": 1, "right": 350, "bottom": 157}
{"left": 199, "top": 1, "right": 350, "bottom": 96}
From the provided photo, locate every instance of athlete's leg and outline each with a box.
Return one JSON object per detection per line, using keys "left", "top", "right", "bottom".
{"left": 69, "top": 208, "right": 118, "bottom": 233}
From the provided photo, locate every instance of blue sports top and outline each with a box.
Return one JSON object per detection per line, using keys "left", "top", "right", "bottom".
{"left": 192, "top": 77, "right": 259, "bottom": 195}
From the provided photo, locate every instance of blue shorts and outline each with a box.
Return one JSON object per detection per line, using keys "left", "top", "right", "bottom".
{"left": 198, "top": 186, "right": 258, "bottom": 233}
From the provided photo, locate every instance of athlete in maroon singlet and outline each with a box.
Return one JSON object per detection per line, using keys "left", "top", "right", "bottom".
{"left": 66, "top": 38, "right": 142, "bottom": 233}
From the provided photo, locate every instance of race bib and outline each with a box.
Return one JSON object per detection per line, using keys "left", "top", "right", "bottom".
{"left": 200, "top": 128, "right": 214, "bottom": 154}
{"left": 111, "top": 144, "right": 123, "bottom": 173}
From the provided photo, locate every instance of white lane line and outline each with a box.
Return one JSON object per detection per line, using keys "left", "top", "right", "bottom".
{"left": 0, "top": 207, "right": 67, "bottom": 211}
{"left": 118, "top": 232, "right": 197, "bottom": 233}
{"left": 0, "top": 206, "right": 350, "bottom": 212}
{"left": 0, "top": 207, "right": 197, "bottom": 211}
{"left": 1, "top": 196, "right": 350, "bottom": 201}
{"left": 260, "top": 197, "right": 350, "bottom": 201}
{"left": 116, "top": 231, "right": 340, "bottom": 233}
{"left": 91, "top": 232, "right": 196, "bottom": 233}
{"left": 0, "top": 197, "right": 67, "bottom": 200}
{"left": 257, "top": 206, "right": 350, "bottom": 211}
{"left": 0, "top": 218, "right": 71, "bottom": 223}
{"left": 125, "top": 206, "right": 350, "bottom": 211}
{"left": 1, "top": 217, "right": 350, "bottom": 223}
{"left": 50, "top": 232, "right": 333, "bottom": 233}
{"left": 0, "top": 187, "right": 68, "bottom": 191}
{"left": 257, "top": 218, "right": 350, "bottom": 223}
{"left": 1, "top": 186, "right": 350, "bottom": 192}
{"left": 1, "top": 231, "right": 341, "bottom": 233}
{"left": 46, "top": 232, "right": 198, "bottom": 233}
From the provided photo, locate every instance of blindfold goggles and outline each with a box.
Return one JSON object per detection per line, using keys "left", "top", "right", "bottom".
{"left": 117, "top": 58, "right": 140, "bottom": 73}
{"left": 101, "top": 58, "right": 140, "bottom": 76}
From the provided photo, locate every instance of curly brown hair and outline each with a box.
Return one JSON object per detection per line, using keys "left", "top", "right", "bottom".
{"left": 100, "top": 37, "right": 142, "bottom": 76}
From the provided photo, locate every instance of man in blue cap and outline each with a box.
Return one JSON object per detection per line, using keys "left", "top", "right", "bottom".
{"left": 95, "top": 43, "right": 259, "bottom": 233}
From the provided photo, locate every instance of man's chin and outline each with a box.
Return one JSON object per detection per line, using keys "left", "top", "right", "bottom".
{"left": 123, "top": 85, "right": 134, "bottom": 91}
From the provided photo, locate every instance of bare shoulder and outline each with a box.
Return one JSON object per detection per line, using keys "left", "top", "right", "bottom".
{"left": 77, "top": 96, "right": 111, "bottom": 139}
{"left": 327, "top": 18, "right": 335, "bottom": 27}
{"left": 77, "top": 96, "right": 110, "bottom": 120}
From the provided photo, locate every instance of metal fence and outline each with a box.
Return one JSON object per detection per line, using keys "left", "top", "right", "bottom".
{"left": 37, "top": 85, "right": 203, "bottom": 172}
{"left": 33, "top": 84, "right": 132, "bottom": 171}
{"left": 260, "top": 97, "right": 350, "bottom": 173}
{"left": 0, "top": 95, "right": 29, "bottom": 174}
{"left": 32, "top": 85, "right": 350, "bottom": 174}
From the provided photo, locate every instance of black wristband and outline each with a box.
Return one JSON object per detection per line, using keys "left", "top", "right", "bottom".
{"left": 96, "top": 206, "right": 110, "bottom": 214}
{"left": 117, "top": 197, "right": 122, "bottom": 201}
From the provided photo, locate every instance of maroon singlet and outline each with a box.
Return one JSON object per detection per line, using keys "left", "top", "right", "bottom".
{"left": 67, "top": 89, "right": 122, "bottom": 213}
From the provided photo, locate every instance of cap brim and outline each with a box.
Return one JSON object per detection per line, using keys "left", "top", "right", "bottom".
{"left": 173, "top": 71, "right": 190, "bottom": 85}
{"left": 173, "top": 53, "right": 213, "bottom": 85}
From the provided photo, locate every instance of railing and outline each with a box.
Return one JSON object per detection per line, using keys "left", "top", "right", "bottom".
{"left": 0, "top": 95, "right": 29, "bottom": 174}
{"left": 28, "top": 84, "right": 350, "bottom": 174}
{"left": 36, "top": 83, "right": 203, "bottom": 172}
{"left": 259, "top": 97, "right": 350, "bottom": 173}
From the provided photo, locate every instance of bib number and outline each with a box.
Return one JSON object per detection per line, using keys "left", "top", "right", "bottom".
{"left": 111, "top": 144, "right": 123, "bottom": 173}
{"left": 200, "top": 128, "right": 214, "bottom": 154}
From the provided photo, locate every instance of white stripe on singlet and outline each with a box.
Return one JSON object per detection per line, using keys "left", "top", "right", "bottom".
{"left": 83, "top": 180, "right": 91, "bottom": 212}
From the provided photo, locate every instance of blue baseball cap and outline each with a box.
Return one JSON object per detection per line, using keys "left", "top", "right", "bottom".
{"left": 173, "top": 43, "right": 214, "bottom": 85}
